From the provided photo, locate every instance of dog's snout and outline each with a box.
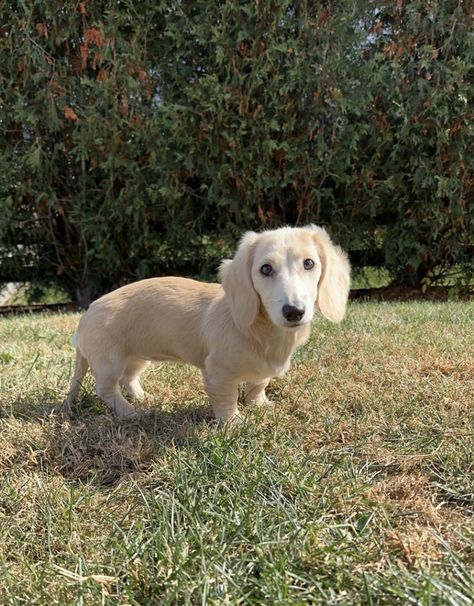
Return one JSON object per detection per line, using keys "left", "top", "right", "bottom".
{"left": 282, "top": 304, "right": 305, "bottom": 322}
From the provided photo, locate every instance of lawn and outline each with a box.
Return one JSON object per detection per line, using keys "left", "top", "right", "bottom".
{"left": 0, "top": 302, "right": 473, "bottom": 605}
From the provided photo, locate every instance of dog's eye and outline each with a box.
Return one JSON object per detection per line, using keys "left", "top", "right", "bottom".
{"left": 303, "top": 259, "right": 315, "bottom": 270}
{"left": 260, "top": 264, "right": 273, "bottom": 276}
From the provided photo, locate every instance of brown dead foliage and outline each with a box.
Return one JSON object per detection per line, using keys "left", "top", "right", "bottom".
{"left": 364, "top": 473, "right": 468, "bottom": 565}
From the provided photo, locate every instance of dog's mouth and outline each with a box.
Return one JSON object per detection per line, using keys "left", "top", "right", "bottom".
{"left": 282, "top": 320, "right": 307, "bottom": 329}
{"left": 262, "top": 307, "right": 309, "bottom": 329}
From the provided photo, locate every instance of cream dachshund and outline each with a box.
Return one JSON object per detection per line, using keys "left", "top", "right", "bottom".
{"left": 66, "top": 226, "right": 351, "bottom": 422}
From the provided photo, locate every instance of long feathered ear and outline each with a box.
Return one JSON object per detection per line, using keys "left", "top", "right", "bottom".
{"left": 219, "top": 231, "right": 260, "bottom": 332}
{"left": 310, "top": 226, "right": 351, "bottom": 323}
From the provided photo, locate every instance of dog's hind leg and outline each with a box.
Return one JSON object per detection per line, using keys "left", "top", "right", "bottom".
{"left": 93, "top": 359, "right": 138, "bottom": 418}
{"left": 66, "top": 346, "right": 89, "bottom": 405}
{"left": 120, "top": 360, "right": 150, "bottom": 400}
{"left": 95, "top": 377, "right": 138, "bottom": 418}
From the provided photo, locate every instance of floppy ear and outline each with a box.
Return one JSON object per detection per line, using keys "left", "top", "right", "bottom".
{"left": 219, "top": 231, "right": 260, "bottom": 332}
{"left": 310, "top": 226, "right": 351, "bottom": 323}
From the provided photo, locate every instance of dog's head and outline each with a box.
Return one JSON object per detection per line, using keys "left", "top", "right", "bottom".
{"left": 219, "top": 225, "right": 351, "bottom": 332}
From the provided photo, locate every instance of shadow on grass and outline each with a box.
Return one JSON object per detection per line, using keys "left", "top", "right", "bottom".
{"left": 1, "top": 388, "right": 215, "bottom": 486}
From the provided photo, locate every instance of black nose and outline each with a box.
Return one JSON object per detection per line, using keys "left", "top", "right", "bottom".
{"left": 282, "top": 304, "right": 305, "bottom": 322}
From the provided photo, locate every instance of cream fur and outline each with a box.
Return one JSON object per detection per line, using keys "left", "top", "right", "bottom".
{"left": 66, "top": 226, "right": 351, "bottom": 422}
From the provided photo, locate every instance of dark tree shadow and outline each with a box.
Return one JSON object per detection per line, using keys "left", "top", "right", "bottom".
{"left": 1, "top": 388, "right": 215, "bottom": 486}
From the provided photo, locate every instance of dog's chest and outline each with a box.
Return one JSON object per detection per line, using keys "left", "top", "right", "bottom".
{"left": 266, "top": 357, "right": 292, "bottom": 377}
{"left": 260, "top": 336, "right": 299, "bottom": 378}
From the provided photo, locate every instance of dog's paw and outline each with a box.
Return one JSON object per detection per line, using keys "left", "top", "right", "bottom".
{"left": 114, "top": 405, "right": 140, "bottom": 420}
{"left": 123, "top": 410, "right": 140, "bottom": 420}
{"left": 247, "top": 395, "right": 274, "bottom": 408}
{"left": 216, "top": 412, "right": 243, "bottom": 428}
{"left": 260, "top": 396, "right": 274, "bottom": 407}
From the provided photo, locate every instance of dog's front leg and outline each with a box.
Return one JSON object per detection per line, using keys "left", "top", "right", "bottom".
{"left": 202, "top": 368, "right": 240, "bottom": 423}
{"left": 244, "top": 380, "right": 271, "bottom": 406}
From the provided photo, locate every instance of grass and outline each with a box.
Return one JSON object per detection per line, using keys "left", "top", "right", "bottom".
{"left": 0, "top": 302, "right": 473, "bottom": 605}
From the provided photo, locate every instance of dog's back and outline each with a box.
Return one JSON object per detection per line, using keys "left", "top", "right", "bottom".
{"left": 76, "top": 277, "right": 221, "bottom": 369}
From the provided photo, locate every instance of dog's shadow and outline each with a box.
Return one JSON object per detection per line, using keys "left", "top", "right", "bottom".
{"left": 3, "top": 389, "right": 215, "bottom": 487}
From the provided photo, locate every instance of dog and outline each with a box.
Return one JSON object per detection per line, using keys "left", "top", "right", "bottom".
{"left": 66, "top": 225, "right": 351, "bottom": 422}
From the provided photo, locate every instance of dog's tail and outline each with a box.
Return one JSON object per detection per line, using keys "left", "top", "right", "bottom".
{"left": 65, "top": 335, "right": 89, "bottom": 405}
